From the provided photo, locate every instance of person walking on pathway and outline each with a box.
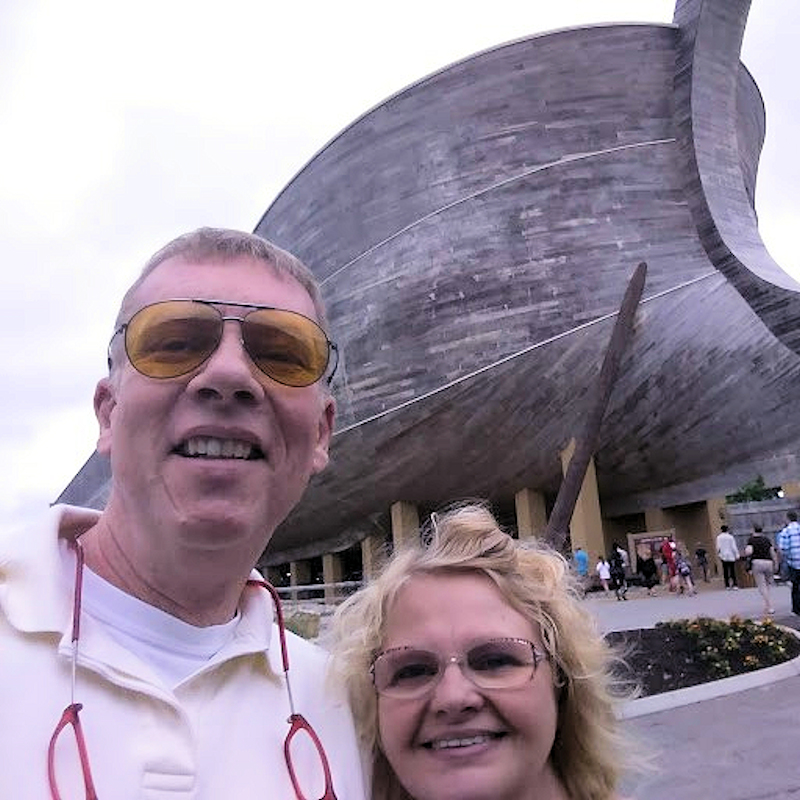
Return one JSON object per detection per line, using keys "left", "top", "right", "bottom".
{"left": 716, "top": 524, "right": 740, "bottom": 589}
{"left": 675, "top": 550, "right": 697, "bottom": 595}
{"left": 596, "top": 555, "right": 611, "bottom": 595}
{"left": 573, "top": 546, "right": 590, "bottom": 597}
{"left": 778, "top": 511, "right": 800, "bottom": 616}
{"left": 609, "top": 548, "right": 628, "bottom": 601}
{"left": 746, "top": 524, "right": 779, "bottom": 616}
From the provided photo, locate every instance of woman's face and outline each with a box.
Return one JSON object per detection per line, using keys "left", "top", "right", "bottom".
{"left": 376, "top": 571, "right": 564, "bottom": 800}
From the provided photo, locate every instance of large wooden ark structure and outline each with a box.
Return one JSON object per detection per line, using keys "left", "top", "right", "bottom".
{"left": 61, "top": 0, "right": 800, "bottom": 580}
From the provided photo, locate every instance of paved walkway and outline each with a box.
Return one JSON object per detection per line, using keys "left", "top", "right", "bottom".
{"left": 587, "top": 578, "right": 800, "bottom": 799}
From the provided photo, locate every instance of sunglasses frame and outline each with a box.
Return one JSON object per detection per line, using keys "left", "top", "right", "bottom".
{"left": 108, "top": 298, "right": 339, "bottom": 387}
{"left": 370, "top": 637, "right": 547, "bottom": 699}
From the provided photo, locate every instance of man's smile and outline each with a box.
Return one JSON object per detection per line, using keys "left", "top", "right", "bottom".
{"left": 173, "top": 436, "right": 265, "bottom": 460}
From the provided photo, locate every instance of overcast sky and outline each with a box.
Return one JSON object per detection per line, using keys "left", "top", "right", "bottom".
{"left": 1, "top": 0, "right": 797, "bottom": 532}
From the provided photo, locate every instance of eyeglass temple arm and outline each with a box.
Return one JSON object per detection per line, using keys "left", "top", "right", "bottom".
{"left": 326, "top": 342, "right": 339, "bottom": 385}
{"left": 70, "top": 542, "right": 87, "bottom": 703}
{"left": 246, "top": 579, "right": 298, "bottom": 716}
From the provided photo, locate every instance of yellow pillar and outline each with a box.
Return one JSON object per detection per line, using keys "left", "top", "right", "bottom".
{"left": 290, "top": 560, "right": 312, "bottom": 602}
{"left": 704, "top": 496, "right": 727, "bottom": 529}
{"left": 704, "top": 496, "right": 727, "bottom": 577}
{"left": 644, "top": 507, "right": 671, "bottom": 533}
{"left": 322, "top": 553, "right": 344, "bottom": 603}
{"left": 391, "top": 501, "right": 420, "bottom": 550}
{"left": 560, "top": 439, "right": 605, "bottom": 560}
{"left": 361, "top": 534, "right": 386, "bottom": 581}
{"left": 515, "top": 488, "right": 547, "bottom": 541}
{"left": 782, "top": 481, "right": 800, "bottom": 500}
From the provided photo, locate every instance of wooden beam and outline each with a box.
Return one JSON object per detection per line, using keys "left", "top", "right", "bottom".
{"left": 544, "top": 262, "right": 647, "bottom": 551}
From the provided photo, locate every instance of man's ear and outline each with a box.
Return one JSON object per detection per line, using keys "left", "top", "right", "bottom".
{"left": 311, "top": 395, "right": 336, "bottom": 474}
{"left": 94, "top": 378, "right": 117, "bottom": 456}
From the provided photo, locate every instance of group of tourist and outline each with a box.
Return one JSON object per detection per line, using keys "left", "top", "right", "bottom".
{"left": 575, "top": 514, "right": 800, "bottom": 614}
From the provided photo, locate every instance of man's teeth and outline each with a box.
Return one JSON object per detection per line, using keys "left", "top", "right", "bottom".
{"left": 182, "top": 437, "right": 256, "bottom": 459}
{"left": 429, "top": 734, "right": 493, "bottom": 750}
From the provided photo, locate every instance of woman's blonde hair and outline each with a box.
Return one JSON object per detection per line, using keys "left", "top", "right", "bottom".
{"left": 330, "top": 503, "right": 632, "bottom": 800}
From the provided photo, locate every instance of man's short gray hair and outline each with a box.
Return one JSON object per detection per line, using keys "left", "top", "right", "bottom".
{"left": 115, "top": 227, "right": 328, "bottom": 332}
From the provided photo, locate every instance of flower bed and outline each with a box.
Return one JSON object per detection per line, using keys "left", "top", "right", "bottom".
{"left": 607, "top": 616, "right": 800, "bottom": 696}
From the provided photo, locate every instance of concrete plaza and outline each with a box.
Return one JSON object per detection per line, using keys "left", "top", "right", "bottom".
{"left": 588, "top": 579, "right": 800, "bottom": 799}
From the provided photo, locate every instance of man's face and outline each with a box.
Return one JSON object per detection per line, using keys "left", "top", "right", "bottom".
{"left": 94, "top": 255, "right": 334, "bottom": 560}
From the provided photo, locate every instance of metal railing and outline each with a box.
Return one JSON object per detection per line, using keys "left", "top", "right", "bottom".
{"left": 273, "top": 580, "right": 364, "bottom": 610}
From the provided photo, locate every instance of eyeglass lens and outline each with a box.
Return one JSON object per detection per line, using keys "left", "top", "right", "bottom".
{"left": 372, "top": 638, "right": 539, "bottom": 698}
{"left": 124, "top": 300, "right": 331, "bottom": 386}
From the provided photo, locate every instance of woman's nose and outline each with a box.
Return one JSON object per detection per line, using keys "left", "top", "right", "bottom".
{"left": 429, "top": 661, "right": 485, "bottom": 715}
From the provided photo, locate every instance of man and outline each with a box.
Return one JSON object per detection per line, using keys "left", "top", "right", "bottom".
{"left": 573, "top": 546, "right": 589, "bottom": 578}
{"left": 660, "top": 535, "right": 677, "bottom": 591}
{"left": 778, "top": 510, "right": 800, "bottom": 615}
{"left": 716, "top": 524, "right": 740, "bottom": 590}
{"left": 572, "top": 545, "right": 589, "bottom": 597}
{"left": 0, "top": 229, "right": 367, "bottom": 799}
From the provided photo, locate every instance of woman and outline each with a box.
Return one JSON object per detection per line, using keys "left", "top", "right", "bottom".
{"left": 595, "top": 555, "right": 611, "bottom": 594}
{"left": 746, "top": 525, "right": 779, "bottom": 615}
{"left": 331, "top": 504, "right": 632, "bottom": 800}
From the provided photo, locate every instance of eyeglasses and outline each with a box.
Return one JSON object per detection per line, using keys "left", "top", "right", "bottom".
{"left": 370, "top": 637, "right": 547, "bottom": 700}
{"left": 48, "top": 542, "right": 338, "bottom": 800}
{"left": 109, "top": 299, "right": 339, "bottom": 387}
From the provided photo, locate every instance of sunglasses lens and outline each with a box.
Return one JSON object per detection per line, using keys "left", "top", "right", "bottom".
{"left": 243, "top": 309, "right": 329, "bottom": 387}
{"left": 125, "top": 301, "right": 221, "bottom": 378}
{"left": 373, "top": 649, "right": 440, "bottom": 698}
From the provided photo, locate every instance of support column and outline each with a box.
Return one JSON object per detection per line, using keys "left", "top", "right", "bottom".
{"left": 560, "top": 439, "right": 605, "bottom": 560}
{"left": 782, "top": 481, "right": 800, "bottom": 500}
{"left": 361, "top": 534, "right": 387, "bottom": 582}
{"left": 515, "top": 488, "right": 547, "bottom": 541}
{"left": 644, "top": 507, "right": 671, "bottom": 533}
{"left": 265, "top": 566, "right": 284, "bottom": 586}
{"left": 391, "top": 501, "right": 420, "bottom": 550}
{"left": 322, "top": 553, "right": 344, "bottom": 603}
{"left": 290, "top": 560, "right": 312, "bottom": 602}
{"left": 704, "top": 496, "right": 727, "bottom": 577}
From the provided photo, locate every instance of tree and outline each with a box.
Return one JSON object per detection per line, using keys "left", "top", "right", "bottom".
{"left": 726, "top": 475, "right": 781, "bottom": 503}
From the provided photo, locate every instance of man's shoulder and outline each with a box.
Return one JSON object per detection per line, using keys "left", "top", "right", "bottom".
{"left": 283, "top": 627, "right": 327, "bottom": 665}
{"left": 282, "top": 629, "right": 333, "bottom": 681}
{"left": 780, "top": 522, "right": 800, "bottom": 538}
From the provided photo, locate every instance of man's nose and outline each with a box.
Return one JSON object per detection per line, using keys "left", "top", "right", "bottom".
{"left": 188, "top": 321, "right": 266, "bottom": 402}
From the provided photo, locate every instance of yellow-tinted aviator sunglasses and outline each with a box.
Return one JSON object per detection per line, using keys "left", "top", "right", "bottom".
{"left": 109, "top": 299, "right": 339, "bottom": 387}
